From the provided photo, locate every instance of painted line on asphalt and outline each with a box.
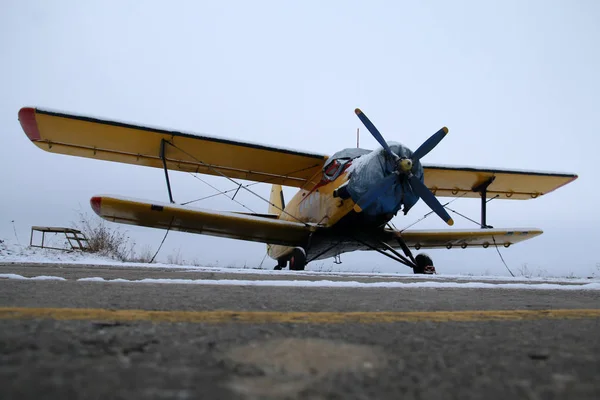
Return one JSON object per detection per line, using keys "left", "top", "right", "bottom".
{"left": 1, "top": 307, "right": 600, "bottom": 324}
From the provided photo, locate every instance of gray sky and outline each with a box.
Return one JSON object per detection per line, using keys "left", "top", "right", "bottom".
{"left": 1, "top": 0, "right": 598, "bottom": 276}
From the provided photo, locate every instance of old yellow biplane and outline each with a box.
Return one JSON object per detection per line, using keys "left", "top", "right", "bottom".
{"left": 18, "top": 107, "right": 577, "bottom": 273}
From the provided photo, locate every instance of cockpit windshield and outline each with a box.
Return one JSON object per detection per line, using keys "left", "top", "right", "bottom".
{"left": 321, "top": 148, "right": 371, "bottom": 181}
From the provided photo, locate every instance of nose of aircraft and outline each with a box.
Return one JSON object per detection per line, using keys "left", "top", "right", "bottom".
{"left": 352, "top": 108, "right": 454, "bottom": 226}
{"left": 346, "top": 142, "right": 423, "bottom": 219}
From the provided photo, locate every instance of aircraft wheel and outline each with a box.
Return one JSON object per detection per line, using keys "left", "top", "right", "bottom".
{"left": 289, "top": 248, "right": 306, "bottom": 271}
{"left": 274, "top": 258, "right": 286, "bottom": 270}
{"left": 414, "top": 253, "right": 435, "bottom": 274}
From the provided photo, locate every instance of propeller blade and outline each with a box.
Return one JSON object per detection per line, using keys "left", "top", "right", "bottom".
{"left": 355, "top": 108, "right": 397, "bottom": 160}
{"left": 409, "top": 175, "right": 454, "bottom": 225}
{"left": 355, "top": 173, "right": 398, "bottom": 211}
{"left": 411, "top": 127, "right": 449, "bottom": 161}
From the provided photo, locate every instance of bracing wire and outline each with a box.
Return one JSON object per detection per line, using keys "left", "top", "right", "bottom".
{"left": 187, "top": 173, "right": 258, "bottom": 213}
{"left": 492, "top": 235, "right": 515, "bottom": 277}
{"left": 444, "top": 199, "right": 515, "bottom": 278}
{"left": 398, "top": 193, "right": 514, "bottom": 276}
{"left": 152, "top": 143, "right": 321, "bottom": 266}
{"left": 445, "top": 206, "right": 483, "bottom": 227}
{"left": 166, "top": 141, "right": 312, "bottom": 226}
{"left": 182, "top": 181, "right": 260, "bottom": 205}
{"left": 150, "top": 217, "right": 174, "bottom": 263}
{"left": 257, "top": 251, "right": 269, "bottom": 269}
{"left": 181, "top": 164, "right": 320, "bottom": 206}
{"left": 400, "top": 193, "right": 467, "bottom": 232}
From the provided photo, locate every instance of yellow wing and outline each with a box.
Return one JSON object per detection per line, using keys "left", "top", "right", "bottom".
{"left": 90, "top": 196, "right": 317, "bottom": 247}
{"left": 19, "top": 107, "right": 327, "bottom": 188}
{"left": 387, "top": 228, "right": 543, "bottom": 250}
{"left": 423, "top": 164, "right": 577, "bottom": 200}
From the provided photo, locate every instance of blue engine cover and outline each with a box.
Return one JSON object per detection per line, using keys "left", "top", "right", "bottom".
{"left": 345, "top": 142, "right": 423, "bottom": 217}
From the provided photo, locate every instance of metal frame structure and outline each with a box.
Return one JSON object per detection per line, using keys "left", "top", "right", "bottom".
{"left": 30, "top": 226, "right": 89, "bottom": 251}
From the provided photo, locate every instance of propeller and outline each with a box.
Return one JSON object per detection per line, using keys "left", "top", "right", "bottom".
{"left": 354, "top": 108, "right": 454, "bottom": 226}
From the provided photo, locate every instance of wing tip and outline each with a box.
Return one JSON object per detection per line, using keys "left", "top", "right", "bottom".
{"left": 442, "top": 126, "right": 449, "bottom": 134}
{"left": 447, "top": 218, "right": 454, "bottom": 226}
{"left": 90, "top": 196, "right": 102, "bottom": 215}
{"left": 354, "top": 108, "right": 362, "bottom": 115}
{"left": 18, "top": 107, "right": 41, "bottom": 141}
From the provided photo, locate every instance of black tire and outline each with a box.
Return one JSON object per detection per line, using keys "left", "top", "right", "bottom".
{"left": 289, "top": 248, "right": 306, "bottom": 271}
{"left": 414, "top": 253, "right": 434, "bottom": 274}
{"left": 274, "top": 259, "right": 286, "bottom": 270}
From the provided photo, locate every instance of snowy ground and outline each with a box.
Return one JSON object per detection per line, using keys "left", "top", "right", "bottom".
{"left": 0, "top": 237, "right": 124, "bottom": 265}
{"left": 2, "top": 238, "right": 600, "bottom": 290}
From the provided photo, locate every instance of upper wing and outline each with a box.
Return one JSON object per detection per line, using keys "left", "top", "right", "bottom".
{"left": 387, "top": 228, "right": 543, "bottom": 249}
{"left": 19, "top": 107, "right": 327, "bottom": 188}
{"left": 423, "top": 164, "right": 577, "bottom": 200}
{"left": 90, "top": 195, "right": 317, "bottom": 247}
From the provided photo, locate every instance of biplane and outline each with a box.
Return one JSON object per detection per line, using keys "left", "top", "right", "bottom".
{"left": 18, "top": 107, "right": 577, "bottom": 273}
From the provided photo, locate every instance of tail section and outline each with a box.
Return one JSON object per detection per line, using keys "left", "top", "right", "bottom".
{"left": 268, "top": 184, "right": 285, "bottom": 216}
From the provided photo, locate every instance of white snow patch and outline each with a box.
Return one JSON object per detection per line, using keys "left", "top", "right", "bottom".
{"left": 76, "top": 277, "right": 106, "bottom": 282}
{"left": 346, "top": 147, "right": 383, "bottom": 175}
{"left": 71, "top": 277, "right": 600, "bottom": 290}
{"left": 0, "top": 273, "right": 66, "bottom": 281}
{"left": 2, "top": 270, "right": 597, "bottom": 289}
{"left": 0, "top": 238, "right": 126, "bottom": 265}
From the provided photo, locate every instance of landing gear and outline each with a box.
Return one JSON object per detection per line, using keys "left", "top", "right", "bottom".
{"left": 414, "top": 253, "right": 436, "bottom": 275}
{"left": 273, "top": 248, "right": 307, "bottom": 271}
{"left": 273, "top": 258, "right": 286, "bottom": 270}
{"left": 352, "top": 232, "right": 437, "bottom": 274}
{"left": 289, "top": 248, "right": 306, "bottom": 271}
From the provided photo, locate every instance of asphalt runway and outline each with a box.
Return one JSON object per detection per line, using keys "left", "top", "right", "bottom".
{"left": 1, "top": 263, "right": 599, "bottom": 399}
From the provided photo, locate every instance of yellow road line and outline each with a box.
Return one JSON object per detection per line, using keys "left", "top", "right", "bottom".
{"left": 1, "top": 307, "right": 600, "bottom": 324}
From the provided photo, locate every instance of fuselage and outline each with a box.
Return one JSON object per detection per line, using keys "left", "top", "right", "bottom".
{"left": 267, "top": 153, "right": 402, "bottom": 261}
{"left": 267, "top": 165, "right": 354, "bottom": 260}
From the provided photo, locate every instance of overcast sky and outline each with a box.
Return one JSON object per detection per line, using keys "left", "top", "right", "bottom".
{"left": 1, "top": 0, "right": 598, "bottom": 276}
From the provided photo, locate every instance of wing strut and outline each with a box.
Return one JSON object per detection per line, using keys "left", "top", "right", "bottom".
{"left": 472, "top": 177, "right": 496, "bottom": 229}
{"left": 160, "top": 139, "right": 175, "bottom": 204}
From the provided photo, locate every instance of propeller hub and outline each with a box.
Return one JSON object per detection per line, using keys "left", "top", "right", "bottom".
{"left": 399, "top": 158, "right": 413, "bottom": 172}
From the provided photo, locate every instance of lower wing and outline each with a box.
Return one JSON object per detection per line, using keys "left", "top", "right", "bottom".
{"left": 90, "top": 196, "right": 316, "bottom": 247}
{"left": 387, "top": 228, "right": 543, "bottom": 250}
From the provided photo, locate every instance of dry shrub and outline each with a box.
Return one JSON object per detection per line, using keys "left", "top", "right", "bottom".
{"left": 76, "top": 212, "right": 135, "bottom": 261}
{"left": 166, "top": 248, "right": 184, "bottom": 265}
{"left": 129, "top": 245, "right": 155, "bottom": 263}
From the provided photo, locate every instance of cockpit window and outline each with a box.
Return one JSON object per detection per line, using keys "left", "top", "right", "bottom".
{"left": 321, "top": 148, "right": 371, "bottom": 182}
{"left": 323, "top": 159, "right": 348, "bottom": 181}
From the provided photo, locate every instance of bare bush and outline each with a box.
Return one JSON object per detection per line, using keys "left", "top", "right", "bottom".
{"left": 166, "top": 248, "right": 184, "bottom": 265}
{"left": 76, "top": 212, "right": 135, "bottom": 261}
{"left": 129, "top": 245, "right": 155, "bottom": 263}
{"left": 516, "top": 263, "right": 548, "bottom": 278}
{"left": 516, "top": 263, "right": 533, "bottom": 278}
